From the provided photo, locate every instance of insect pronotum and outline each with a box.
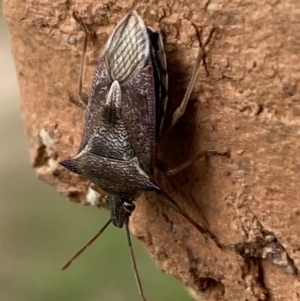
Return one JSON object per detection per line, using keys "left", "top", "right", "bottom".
{"left": 60, "top": 10, "right": 221, "bottom": 301}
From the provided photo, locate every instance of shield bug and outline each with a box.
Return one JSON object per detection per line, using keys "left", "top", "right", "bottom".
{"left": 60, "top": 10, "right": 222, "bottom": 300}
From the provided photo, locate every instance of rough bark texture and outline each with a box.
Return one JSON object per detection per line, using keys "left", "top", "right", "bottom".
{"left": 4, "top": 0, "right": 300, "bottom": 300}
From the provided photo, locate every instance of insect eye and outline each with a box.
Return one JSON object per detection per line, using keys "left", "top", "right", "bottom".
{"left": 105, "top": 195, "right": 110, "bottom": 206}
{"left": 123, "top": 202, "right": 135, "bottom": 213}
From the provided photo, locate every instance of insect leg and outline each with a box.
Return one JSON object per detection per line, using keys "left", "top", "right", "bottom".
{"left": 68, "top": 11, "right": 91, "bottom": 109}
{"left": 155, "top": 190, "right": 222, "bottom": 248}
{"left": 166, "top": 27, "right": 216, "bottom": 133}
{"left": 157, "top": 149, "right": 229, "bottom": 176}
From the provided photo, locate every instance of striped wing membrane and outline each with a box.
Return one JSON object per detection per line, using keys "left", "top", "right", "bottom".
{"left": 104, "top": 11, "right": 150, "bottom": 84}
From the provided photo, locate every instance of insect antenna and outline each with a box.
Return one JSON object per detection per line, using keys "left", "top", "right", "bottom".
{"left": 61, "top": 218, "right": 112, "bottom": 271}
{"left": 155, "top": 190, "right": 222, "bottom": 248}
{"left": 125, "top": 219, "right": 147, "bottom": 301}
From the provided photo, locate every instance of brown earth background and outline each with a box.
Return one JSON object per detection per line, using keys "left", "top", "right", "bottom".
{"left": 3, "top": 0, "right": 300, "bottom": 300}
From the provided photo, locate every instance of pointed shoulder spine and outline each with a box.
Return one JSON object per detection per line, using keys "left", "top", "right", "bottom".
{"left": 59, "top": 158, "right": 82, "bottom": 175}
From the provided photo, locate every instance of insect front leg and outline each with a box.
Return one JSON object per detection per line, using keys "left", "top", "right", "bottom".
{"left": 68, "top": 11, "right": 92, "bottom": 109}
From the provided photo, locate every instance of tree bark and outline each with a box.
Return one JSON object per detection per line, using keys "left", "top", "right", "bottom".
{"left": 4, "top": 0, "right": 300, "bottom": 300}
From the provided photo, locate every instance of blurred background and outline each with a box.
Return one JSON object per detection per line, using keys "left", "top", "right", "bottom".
{"left": 0, "top": 5, "right": 194, "bottom": 301}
